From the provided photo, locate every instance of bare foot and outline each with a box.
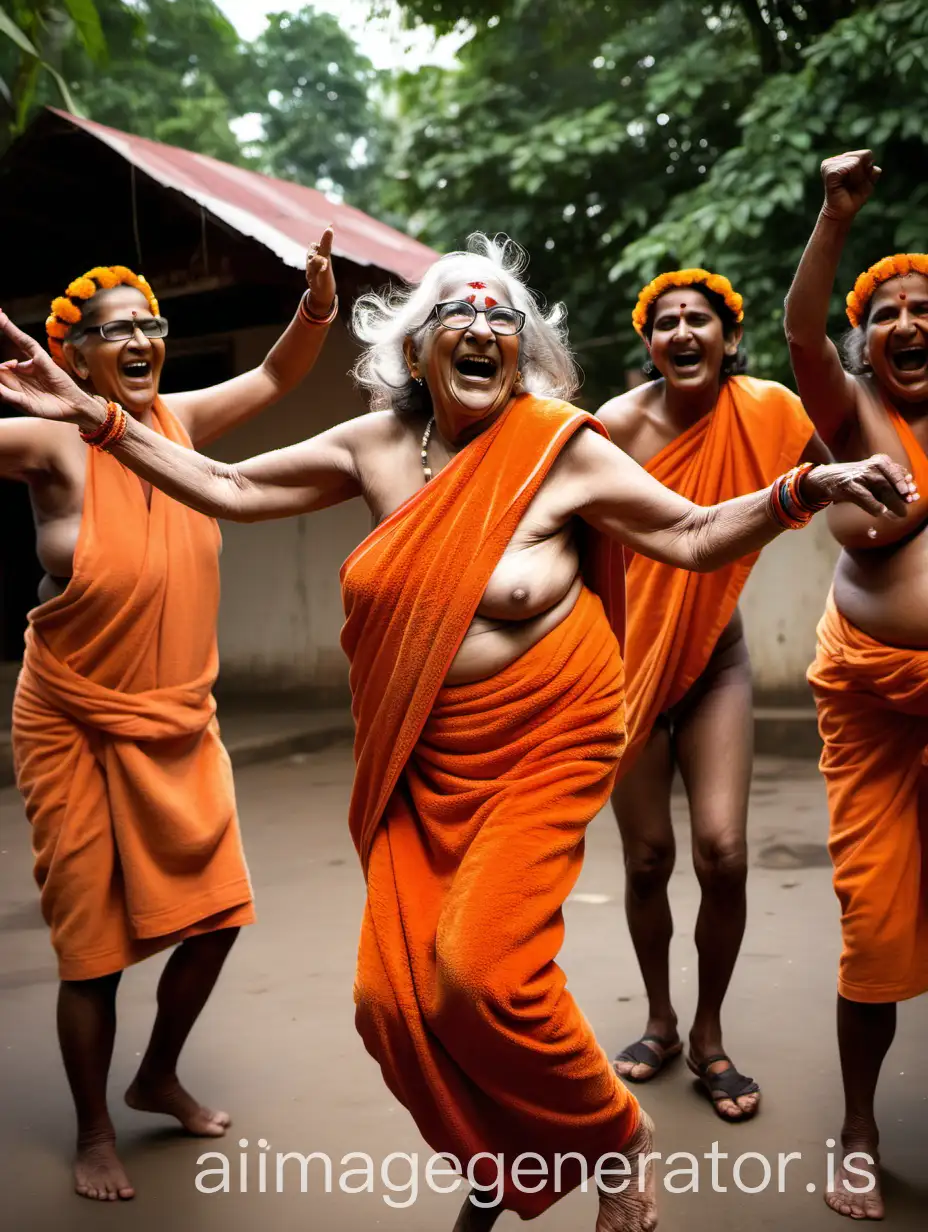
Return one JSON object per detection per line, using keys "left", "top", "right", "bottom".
{"left": 125, "top": 1074, "right": 231, "bottom": 1136}
{"left": 825, "top": 1137, "right": 883, "bottom": 1221}
{"left": 74, "top": 1134, "right": 135, "bottom": 1202}
{"left": 596, "top": 1109, "right": 658, "bottom": 1231}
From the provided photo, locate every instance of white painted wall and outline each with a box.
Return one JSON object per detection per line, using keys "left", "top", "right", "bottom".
{"left": 740, "top": 517, "right": 840, "bottom": 699}
{"left": 208, "top": 322, "right": 370, "bottom": 700}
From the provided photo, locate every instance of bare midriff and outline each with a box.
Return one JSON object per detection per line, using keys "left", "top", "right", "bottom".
{"left": 833, "top": 524, "right": 928, "bottom": 648}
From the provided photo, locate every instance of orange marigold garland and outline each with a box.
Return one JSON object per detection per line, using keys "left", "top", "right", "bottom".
{"left": 632, "top": 268, "right": 744, "bottom": 338}
{"left": 845, "top": 253, "right": 928, "bottom": 328}
{"left": 45, "top": 265, "right": 160, "bottom": 367}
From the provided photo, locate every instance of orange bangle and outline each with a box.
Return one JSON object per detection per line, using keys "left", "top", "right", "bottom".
{"left": 298, "top": 291, "right": 338, "bottom": 327}
{"left": 80, "top": 401, "right": 127, "bottom": 450}
{"left": 80, "top": 401, "right": 118, "bottom": 446}
{"left": 99, "top": 405, "right": 128, "bottom": 451}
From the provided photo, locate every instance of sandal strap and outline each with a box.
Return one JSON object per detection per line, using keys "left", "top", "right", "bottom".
{"left": 697, "top": 1057, "right": 759, "bottom": 1100}
{"left": 615, "top": 1036, "right": 673, "bottom": 1066}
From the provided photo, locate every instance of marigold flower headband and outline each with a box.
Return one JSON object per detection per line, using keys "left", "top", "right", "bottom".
{"left": 46, "top": 266, "right": 160, "bottom": 367}
{"left": 845, "top": 253, "right": 928, "bottom": 328}
{"left": 632, "top": 268, "right": 744, "bottom": 338}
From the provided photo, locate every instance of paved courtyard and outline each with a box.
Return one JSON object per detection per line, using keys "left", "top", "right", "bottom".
{"left": 1, "top": 745, "right": 925, "bottom": 1230}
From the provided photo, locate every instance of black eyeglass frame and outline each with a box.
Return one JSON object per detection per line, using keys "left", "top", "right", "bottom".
{"left": 431, "top": 300, "right": 526, "bottom": 336}
{"left": 72, "top": 316, "right": 170, "bottom": 342}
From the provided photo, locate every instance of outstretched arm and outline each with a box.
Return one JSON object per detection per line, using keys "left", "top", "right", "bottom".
{"left": 561, "top": 428, "right": 913, "bottom": 572}
{"left": 0, "top": 311, "right": 361, "bottom": 521}
{"left": 165, "top": 227, "right": 339, "bottom": 448}
{"left": 784, "top": 150, "right": 880, "bottom": 445}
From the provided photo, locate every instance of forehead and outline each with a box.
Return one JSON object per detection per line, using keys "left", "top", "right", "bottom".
{"left": 81, "top": 285, "right": 152, "bottom": 326}
{"left": 652, "top": 286, "right": 715, "bottom": 318}
{"left": 440, "top": 276, "right": 511, "bottom": 305}
{"left": 869, "top": 272, "right": 928, "bottom": 311}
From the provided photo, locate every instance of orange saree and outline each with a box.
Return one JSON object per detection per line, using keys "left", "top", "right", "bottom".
{"left": 341, "top": 394, "right": 639, "bottom": 1218}
{"left": 12, "top": 400, "right": 254, "bottom": 981}
{"left": 807, "top": 405, "right": 928, "bottom": 1003}
{"left": 607, "top": 375, "right": 814, "bottom": 774}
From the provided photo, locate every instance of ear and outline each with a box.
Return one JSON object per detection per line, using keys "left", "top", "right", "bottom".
{"left": 402, "top": 335, "right": 419, "bottom": 380}
{"left": 724, "top": 323, "right": 744, "bottom": 356}
{"left": 62, "top": 339, "right": 90, "bottom": 381}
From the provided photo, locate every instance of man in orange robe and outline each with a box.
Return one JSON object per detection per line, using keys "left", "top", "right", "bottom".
{"left": 342, "top": 397, "right": 642, "bottom": 1221}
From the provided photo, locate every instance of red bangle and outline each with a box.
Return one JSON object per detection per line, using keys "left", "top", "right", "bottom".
{"left": 80, "top": 401, "right": 127, "bottom": 450}
{"left": 298, "top": 291, "right": 338, "bottom": 327}
{"left": 768, "top": 473, "right": 812, "bottom": 530}
{"left": 80, "top": 401, "right": 118, "bottom": 446}
{"left": 789, "top": 462, "right": 830, "bottom": 514}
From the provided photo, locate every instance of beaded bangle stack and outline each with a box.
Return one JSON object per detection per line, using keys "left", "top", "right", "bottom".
{"left": 768, "top": 462, "right": 830, "bottom": 530}
{"left": 298, "top": 292, "right": 338, "bottom": 328}
{"left": 79, "top": 401, "right": 128, "bottom": 451}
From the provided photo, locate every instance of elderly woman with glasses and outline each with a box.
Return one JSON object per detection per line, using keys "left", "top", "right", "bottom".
{"left": 0, "top": 236, "right": 336, "bottom": 1203}
{"left": 0, "top": 234, "right": 916, "bottom": 1232}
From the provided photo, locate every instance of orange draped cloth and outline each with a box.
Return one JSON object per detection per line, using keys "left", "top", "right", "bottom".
{"left": 341, "top": 395, "right": 639, "bottom": 1218}
{"left": 608, "top": 375, "right": 814, "bottom": 774}
{"left": 12, "top": 399, "right": 254, "bottom": 981}
{"left": 807, "top": 404, "right": 928, "bottom": 1004}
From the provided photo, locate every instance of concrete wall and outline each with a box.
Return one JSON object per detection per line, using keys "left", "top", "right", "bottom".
{"left": 740, "top": 517, "right": 840, "bottom": 701}
{"left": 207, "top": 322, "right": 370, "bottom": 701}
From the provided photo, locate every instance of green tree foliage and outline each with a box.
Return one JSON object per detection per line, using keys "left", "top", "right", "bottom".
{"left": 4, "top": 1, "right": 385, "bottom": 199}
{"left": 239, "top": 8, "right": 382, "bottom": 199}
{"left": 386, "top": 0, "right": 922, "bottom": 399}
{"left": 0, "top": 1, "right": 111, "bottom": 143}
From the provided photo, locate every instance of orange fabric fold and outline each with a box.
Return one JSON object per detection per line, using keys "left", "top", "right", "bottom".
{"left": 806, "top": 402, "right": 928, "bottom": 1004}
{"left": 341, "top": 396, "right": 638, "bottom": 1217}
{"left": 807, "top": 596, "right": 928, "bottom": 1003}
{"left": 606, "top": 375, "right": 814, "bottom": 774}
{"left": 12, "top": 399, "right": 254, "bottom": 981}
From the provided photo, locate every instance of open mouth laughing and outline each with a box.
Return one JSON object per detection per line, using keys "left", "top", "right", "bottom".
{"left": 890, "top": 345, "right": 928, "bottom": 374}
{"left": 454, "top": 354, "right": 499, "bottom": 382}
{"left": 670, "top": 350, "right": 702, "bottom": 371}
{"left": 120, "top": 359, "right": 152, "bottom": 381}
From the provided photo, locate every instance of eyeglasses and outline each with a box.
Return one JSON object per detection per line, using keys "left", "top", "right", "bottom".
{"left": 74, "top": 316, "right": 170, "bottom": 342}
{"left": 432, "top": 300, "right": 525, "bottom": 336}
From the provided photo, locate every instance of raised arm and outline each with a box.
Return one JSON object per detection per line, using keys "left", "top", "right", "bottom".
{"left": 0, "top": 312, "right": 361, "bottom": 521}
{"left": 784, "top": 150, "right": 880, "bottom": 445}
{"left": 165, "top": 228, "right": 338, "bottom": 448}
{"left": 561, "top": 428, "right": 913, "bottom": 572}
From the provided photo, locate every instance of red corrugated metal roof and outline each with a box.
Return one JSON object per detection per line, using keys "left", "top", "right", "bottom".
{"left": 48, "top": 108, "right": 437, "bottom": 282}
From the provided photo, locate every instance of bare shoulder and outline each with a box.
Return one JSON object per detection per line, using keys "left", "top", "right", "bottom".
{"left": 340, "top": 408, "right": 411, "bottom": 455}
{"left": 596, "top": 385, "right": 653, "bottom": 449}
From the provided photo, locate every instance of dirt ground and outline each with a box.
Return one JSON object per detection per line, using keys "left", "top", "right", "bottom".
{"left": 1, "top": 744, "right": 926, "bottom": 1231}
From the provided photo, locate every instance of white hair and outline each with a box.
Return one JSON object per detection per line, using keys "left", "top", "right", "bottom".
{"left": 351, "top": 233, "right": 579, "bottom": 414}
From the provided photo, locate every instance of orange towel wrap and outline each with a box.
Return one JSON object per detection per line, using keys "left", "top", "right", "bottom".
{"left": 603, "top": 375, "right": 814, "bottom": 775}
{"left": 13, "top": 399, "right": 254, "bottom": 981}
{"left": 341, "top": 395, "right": 639, "bottom": 1217}
{"left": 807, "top": 403, "right": 928, "bottom": 1004}
{"left": 808, "top": 596, "right": 928, "bottom": 1003}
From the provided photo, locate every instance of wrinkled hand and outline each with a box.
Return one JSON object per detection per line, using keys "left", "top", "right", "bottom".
{"left": 305, "top": 226, "right": 336, "bottom": 316}
{"left": 0, "top": 310, "right": 99, "bottom": 424}
{"left": 821, "top": 149, "right": 881, "bottom": 221}
{"left": 803, "top": 454, "right": 916, "bottom": 519}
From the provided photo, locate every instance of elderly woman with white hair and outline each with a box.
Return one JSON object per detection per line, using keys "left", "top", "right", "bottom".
{"left": 0, "top": 235, "right": 916, "bottom": 1232}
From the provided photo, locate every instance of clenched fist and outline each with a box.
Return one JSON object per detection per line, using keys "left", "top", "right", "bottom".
{"left": 820, "top": 150, "right": 881, "bottom": 222}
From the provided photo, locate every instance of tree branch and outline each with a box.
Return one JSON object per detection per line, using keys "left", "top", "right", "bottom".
{"left": 737, "top": 0, "right": 782, "bottom": 73}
